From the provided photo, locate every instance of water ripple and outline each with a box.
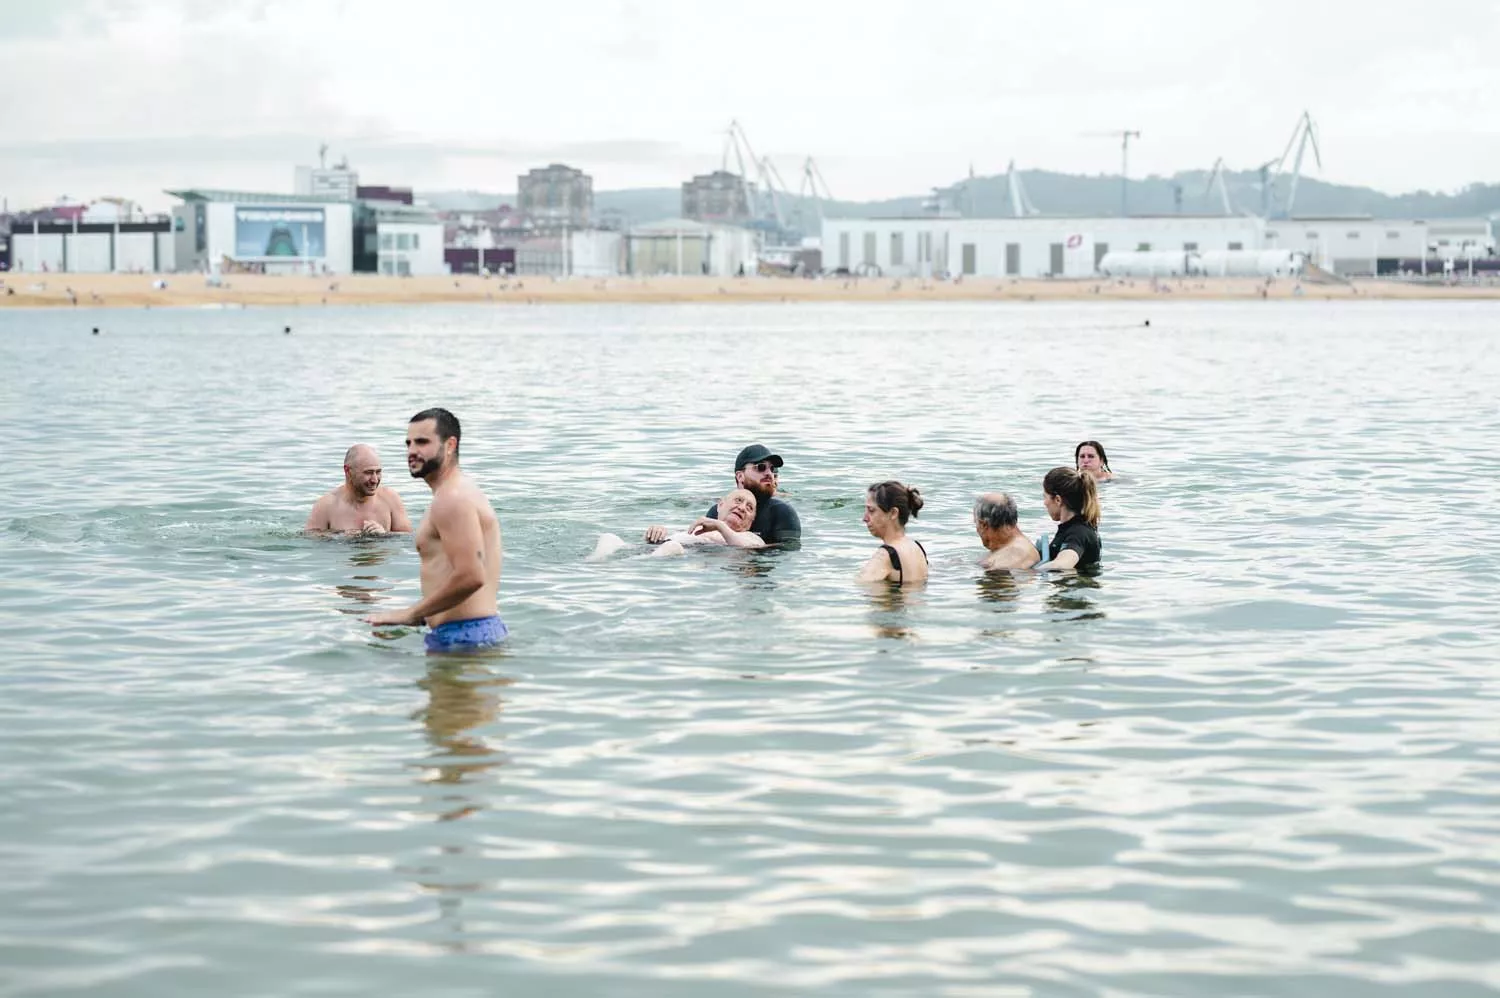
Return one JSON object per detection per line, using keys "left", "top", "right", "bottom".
{"left": 1, "top": 302, "right": 1498, "bottom": 996}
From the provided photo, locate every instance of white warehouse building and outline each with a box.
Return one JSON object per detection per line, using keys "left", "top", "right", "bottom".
{"left": 1263, "top": 217, "right": 1495, "bottom": 275}
{"left": 821, "top": 216, "right": 1264, "bottom": 279}
{"left": 822, "top": 214, "right": 1497, "bottom": 279}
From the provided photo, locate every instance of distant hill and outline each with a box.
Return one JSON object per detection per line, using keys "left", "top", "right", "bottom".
{"left": 421, "top": 171, "right": 1500, "bottom": 227}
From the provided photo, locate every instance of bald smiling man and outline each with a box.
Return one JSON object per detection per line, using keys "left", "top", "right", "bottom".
{"left": 305, "top": 444, "right": 412, "bottom": 536}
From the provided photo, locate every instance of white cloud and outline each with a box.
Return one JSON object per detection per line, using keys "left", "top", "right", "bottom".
{"left": 1, "top": 0, "right": 1496, "bottom": 209}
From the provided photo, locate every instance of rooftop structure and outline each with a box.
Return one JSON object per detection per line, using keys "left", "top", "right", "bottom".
{"left": 518, "top": 164, "right": 592, "bottom": 229}
{"left": 682, "top": 170, "right": 752, "bottom": 225}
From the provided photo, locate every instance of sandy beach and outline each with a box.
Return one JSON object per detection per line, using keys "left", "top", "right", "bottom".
{"left": 1, "top": 271, "right": 1497, "bottom": 308}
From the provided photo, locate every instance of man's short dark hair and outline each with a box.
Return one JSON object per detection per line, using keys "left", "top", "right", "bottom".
{"left": 410, "top": 407, "right": 461, "bottom": 454}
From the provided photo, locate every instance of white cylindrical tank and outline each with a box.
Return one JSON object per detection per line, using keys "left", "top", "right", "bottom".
{"left": 1197, "top": 249, "right": 1305, "bottom": 277}
{"left": 1097, "top": 251, "right": 1195, "bottom": 278}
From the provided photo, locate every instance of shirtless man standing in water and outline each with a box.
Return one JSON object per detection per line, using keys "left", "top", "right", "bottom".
{"left": 365, "top": 408, "right": 506, "bottom": 652}
{"left": 305, "top": 444, "right": 411, "bottom": 535}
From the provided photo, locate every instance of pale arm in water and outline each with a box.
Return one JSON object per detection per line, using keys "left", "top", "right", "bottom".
{"left": 857, "top": 547, "right": 895, "bottom": 583}
{"left": 386, "top": 489, "right": 412, "bottom": 533}
{"left": 687, "top": 517, "right": 765, "bottom": 548}
{"left": 1035, "top": 548, "right": 1081, "bottom": 572}
{"left": 303, "top": 495, "right": 335, "bottom": 532}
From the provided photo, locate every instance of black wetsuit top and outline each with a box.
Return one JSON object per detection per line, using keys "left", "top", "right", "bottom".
{"left": 1048, "top": 517, "right": 1101, "bottom": 567}
{"left": 881, "top": 540, "right": 928, "bottom": 583}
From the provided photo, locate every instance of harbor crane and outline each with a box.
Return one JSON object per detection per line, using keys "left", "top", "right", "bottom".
{"left": 1253, "top": 158, "right": 1279, "bottom": 217}
{"left": 1204, "top": 157, "right": 1234, "bottom": 215}
{"left": 722, "top": 119, "right": 794, "bottom": 232}
{"left": 1083, "top": 129, "right": 1141, "bottom": 216}
{"left": 1269, "top": 111, "right": 1322, "bottom": 218}
{"left": 790, "top": 156, "right": 835, "bottom": 238}
{"left": 1006, "top": 160, "right": 1040, "bottom": 217}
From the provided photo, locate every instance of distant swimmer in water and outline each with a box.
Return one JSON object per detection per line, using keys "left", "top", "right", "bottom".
{"left": 857, "top": 480, "right": 928, "bottom": 584}
{"left": 365, "top": 408, "right": 507, "bottom": 653}
{"left": 305, "top": 444, "right": 411, "bottom": 535}
{"left": 644, "top": 443, "right": 802, "bottom": 548}
{"left": 589, "top": 488, "right": 765, "bottom": 560}
{"left": 1075, "top": 440, "right": 1113, "bottom": 481}
{"left": 973, "top": 492, "right": 1040, "bottom": 570}
{"left": 1037, "top": 467, "right": 1102, "bottom": 572}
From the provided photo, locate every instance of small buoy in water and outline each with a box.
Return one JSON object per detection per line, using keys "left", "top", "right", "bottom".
{"left": 1144, "top": 319, "right": 1150, "bottom": 327}
{"left": 284, "top": 325, "right": 292, "bottom": 334}
{"left": 91, "top": 327, "right": 99, "bottom": 335}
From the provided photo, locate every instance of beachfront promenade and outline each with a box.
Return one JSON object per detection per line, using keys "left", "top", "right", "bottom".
{"left": 2, "top": 272, "right": 1497, "bottom": 308}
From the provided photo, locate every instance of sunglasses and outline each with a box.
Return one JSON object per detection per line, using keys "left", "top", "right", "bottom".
{"left": 747, "top": 461, "right": 780, "bottom": 474}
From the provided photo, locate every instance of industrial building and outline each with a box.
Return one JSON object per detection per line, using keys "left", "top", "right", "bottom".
{"left": 9, "top": 218, "right": 174, "bottom": 273}
{"left": 819, "top": 215, "right": 1261, "bottom": 279}
{"left": 819, "top": 214, "right": 1496, "bottom": 279}
{"left": 627, "top": 218, "right": 758, "bottom": 277}
{"left": 169, "top": 190, "right": 355, "bottom": 274}
{"left": 1263, "top": 217, "right": 1494, "bottom": 275}
{"left": 518, "top": 164, "right": 592, "bottom": 229}
{"left": 682, "top": 171, "right": 753, "bottom": 225}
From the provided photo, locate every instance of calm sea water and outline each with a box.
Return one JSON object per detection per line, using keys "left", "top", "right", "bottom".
{"left": 2, "top": 301, "right": 1498, "bottom": 997}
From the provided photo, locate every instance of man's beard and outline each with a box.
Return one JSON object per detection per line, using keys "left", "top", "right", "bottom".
{"left": 744, "top": 480, "right": 774, "bottom": 503}
{"left": 411, "top": 454, "right": 444, "bottom": 479}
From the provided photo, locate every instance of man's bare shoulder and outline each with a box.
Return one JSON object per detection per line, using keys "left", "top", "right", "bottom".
{"left": 376, "top": 486, "right": 406, "bottom": 506}
{"left": 445, "top": 476, "right": 497, "bottom": 514}
{"left": 983, "top": 542, "right": 1039, "bottom": 571}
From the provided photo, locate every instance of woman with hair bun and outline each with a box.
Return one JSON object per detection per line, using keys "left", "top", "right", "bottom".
{"left": 1038, "top": 467, "right": 1102, "bottom": 571}
{"left": 1075, "top": 440, "right": 1113, "bottom": 481}
{"left": 858, "top": 480, "right": 929, "bottom": 584}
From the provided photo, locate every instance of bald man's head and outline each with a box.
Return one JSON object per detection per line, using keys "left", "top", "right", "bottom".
{"left": 343, "top": 444, "right": 383, "bottom": 498}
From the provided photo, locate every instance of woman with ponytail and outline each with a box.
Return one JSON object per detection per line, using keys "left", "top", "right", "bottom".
{"left": 1037, "top": 467, "right": 1101, "bottom": 571}
{"left": 858, "top": 480, "right": 929, "bottom": 584}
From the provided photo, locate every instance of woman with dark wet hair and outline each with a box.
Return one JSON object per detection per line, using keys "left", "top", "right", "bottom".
{"left": 1037, "top": 467, "right": 1101, "bottom": 571}
{"left": 858, "top": 480, "right": 928, "bottom": 584}
{"left": 1075, "top": 440, "right": 1113, "bottom": 481}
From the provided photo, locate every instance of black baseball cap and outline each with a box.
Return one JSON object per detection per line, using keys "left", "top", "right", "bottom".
{"left": 734, "top": 444, "right": 784, "bottom": 471}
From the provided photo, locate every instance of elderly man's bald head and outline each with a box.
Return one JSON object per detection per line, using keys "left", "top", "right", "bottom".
{"left": 343, "top": 445, "right": 383, "bottom": 497}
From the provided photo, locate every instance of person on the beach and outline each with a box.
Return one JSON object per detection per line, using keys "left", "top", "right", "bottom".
{"left": 644, "top": 444, "right": 801, "bottom": 547}
{"left": 1037, "top": 467, "right": 1102, "bottom": 571}
{"left": 974, "top": 492, "right": 1040, "bottom": 570}
{"left": 305, "top": 443, "right": 411, "bottom": 535}
{"left": 591, "top": 488, "right": 765, "bottom": 559}
{"left": 1075, "top": 440, "right": 1113, "bottom": 481}
{"left": 858, "top": 480, "right": 928, "bottom": 584}
{"left": 365, "top": 408, "right": 506, "bottom": 652}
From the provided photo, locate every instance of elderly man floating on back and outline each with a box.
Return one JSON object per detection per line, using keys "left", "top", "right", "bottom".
{"left": 974, "top": 492, "right": 1039, "bottom": 570}
{"left": 305, "top": 444, "right": 412, "bottom": 536}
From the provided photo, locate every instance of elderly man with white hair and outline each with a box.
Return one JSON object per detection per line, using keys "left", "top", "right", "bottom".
{"left": 974, "top": 492, "right": 1039, "bottom": 570}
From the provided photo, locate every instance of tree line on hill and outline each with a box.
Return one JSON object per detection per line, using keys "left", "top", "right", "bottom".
{"left": 423, "top": 169, "right": 1500, "bottom": 228}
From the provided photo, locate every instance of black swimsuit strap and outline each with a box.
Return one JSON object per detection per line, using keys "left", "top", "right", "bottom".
{"left": 881, "top": 544, "right": 903, "bottom": 582}
{"left": 914, "top": 540, "right": 928, "bottom": 563}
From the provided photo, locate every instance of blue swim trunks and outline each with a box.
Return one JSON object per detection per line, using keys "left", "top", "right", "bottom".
{"left": 424, "top": 615, "right": 509, "bottom": 653}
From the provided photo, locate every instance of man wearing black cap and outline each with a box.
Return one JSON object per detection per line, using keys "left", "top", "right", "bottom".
{"left": 644, "top": 443, "right": 802, "bottom": 548}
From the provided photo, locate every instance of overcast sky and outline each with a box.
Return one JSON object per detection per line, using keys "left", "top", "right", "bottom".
{"left": 3, "top": 0, "right": 1496, "bottom": 211}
